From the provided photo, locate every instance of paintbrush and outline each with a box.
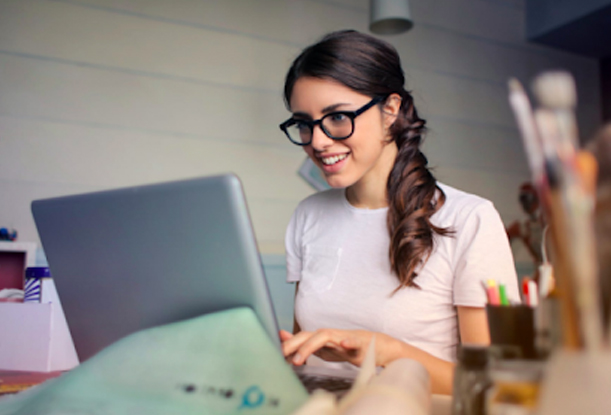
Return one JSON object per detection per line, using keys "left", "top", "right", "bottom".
{"left": 508, "top": 78, "right": 545, "bottom": 185}
{"left": 532, "top": 71, "right": 580, "bottom": 153}
{"left": 531, "top": 72, "right": 603, "bottom": 351}
{"left": 507, "top": 78, "right": 578, "bottom": 349}
{"left": 533, "top": 108, "right": 583, "bottom": 349}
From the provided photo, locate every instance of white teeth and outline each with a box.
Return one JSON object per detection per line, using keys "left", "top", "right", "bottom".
{"left": 321, "top": 154, "right": 348, "bottom": 165}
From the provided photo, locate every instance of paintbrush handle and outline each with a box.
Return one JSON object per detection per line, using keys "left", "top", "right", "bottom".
{"left": 545, "top": 195, "right": 583, "bottom": 349}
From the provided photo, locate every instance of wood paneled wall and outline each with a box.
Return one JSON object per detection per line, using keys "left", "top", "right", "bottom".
{"left": 0, "top": 0, "right": 601, "bottom": 262}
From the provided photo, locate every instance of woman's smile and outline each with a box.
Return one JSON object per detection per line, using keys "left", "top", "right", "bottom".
{"left": 317, "top": 152, "right": 350, "bottom": 174}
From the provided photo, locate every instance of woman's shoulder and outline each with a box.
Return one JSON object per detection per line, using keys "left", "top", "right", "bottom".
{"left": 435, "top": 182, "right": 498, "bottom": 223}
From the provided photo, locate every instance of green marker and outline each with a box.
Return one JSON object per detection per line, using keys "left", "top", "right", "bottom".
{"left": 499, "top": 284, "right": 509, "bottom": 306}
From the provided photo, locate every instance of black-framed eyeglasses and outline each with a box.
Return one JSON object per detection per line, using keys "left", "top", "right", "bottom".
{"left": 279, "top": 96, "right": 384, "bottom": 146}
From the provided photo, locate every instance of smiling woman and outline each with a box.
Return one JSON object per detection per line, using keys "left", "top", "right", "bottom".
{"left": 278, "top": 30, "right": 520, "bottom": 395}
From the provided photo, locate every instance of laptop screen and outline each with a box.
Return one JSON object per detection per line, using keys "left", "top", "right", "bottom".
{"left": 32, "top": 174, "right": 280, "bottom": 362}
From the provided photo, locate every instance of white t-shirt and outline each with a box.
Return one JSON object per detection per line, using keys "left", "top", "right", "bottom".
{"left": 285, "top": 183, "right": 520, "bottom": 364}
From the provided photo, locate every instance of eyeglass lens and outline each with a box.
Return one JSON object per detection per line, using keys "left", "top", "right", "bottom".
{"left": 286, "top": 113, "right": 353, "bottom": 144}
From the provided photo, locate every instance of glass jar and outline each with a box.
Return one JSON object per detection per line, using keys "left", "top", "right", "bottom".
{"left": 452, "top": 345, "right": 491, "bottom": 415}
{"left": 24, "top": 266, "right": 51, "bottom": 303}
{"left": 486, "top": 360, "right": 544, "bottom": 415}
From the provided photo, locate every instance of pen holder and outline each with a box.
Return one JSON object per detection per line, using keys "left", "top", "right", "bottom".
{"left": 486, "top": 305, "right": 536, "bottom": 359}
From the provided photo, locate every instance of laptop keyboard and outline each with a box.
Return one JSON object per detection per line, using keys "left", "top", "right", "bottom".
{"left": 297, "top": 372, "right": 354, "bottom": 394}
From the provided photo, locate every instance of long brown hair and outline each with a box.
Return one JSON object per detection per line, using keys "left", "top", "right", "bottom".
{"left": 284, "top": 30, "right": 452, "bottom": 288}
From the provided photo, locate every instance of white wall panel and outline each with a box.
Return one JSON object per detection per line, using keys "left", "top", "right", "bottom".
{"left": 434, "top": 166, "right": 530, "bottom": 221}
{"left": 0, "top": 0, "right": 602, "bottom": 257}
{"left": 0, "top": 181, "right": 97, "bottom": 244}
{"left": 389, "top": 25, "right": 598, "bottom": 88}
{"left": 31, "top": 0, "right": 368, "bottom": 47}
{"left": 423, "top": 117, "right": 528, "bottom": 174}
{"left": 0, "top": 0, "right": 296, "bottom": 91}
{"left": 410, "top": 69, "right": 516, "bottom": 128}
{"left": 52, "top": 0, "right": 526, "bottom": 46}
{"left": 0, "top": 54, "right": 288, "bottom": 146}
{"left": 0, "top": 116, "right": 312, "bottom": 199}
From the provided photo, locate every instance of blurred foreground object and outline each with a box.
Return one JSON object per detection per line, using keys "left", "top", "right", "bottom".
{"left": 508, "top": 69, "right": 611, "bottom": 415}
{"left": 586, "top": 123, "right": 611, "bottom": 335}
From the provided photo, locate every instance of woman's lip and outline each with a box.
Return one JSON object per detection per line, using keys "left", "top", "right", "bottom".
{"left": 319, "top": 153, "right": 349, "bottom": 174}
{"left": 316, "top": 152, "right": 350, "bottom": 160}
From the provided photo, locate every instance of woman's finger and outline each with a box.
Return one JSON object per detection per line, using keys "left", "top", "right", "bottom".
{"left": 281, "top": 330, "right": 315, "bottom": 358}
{"left": 290, "top": 329, "right": 348, "bottom": 365}
{"left": 314, "top": 346, "right": 354, "bottom": 362}
{"left": 340, "top": 336, "right": 363, "bottom": 350}
{"left": 279, "top": 330, "right": 294, "bottom": 341}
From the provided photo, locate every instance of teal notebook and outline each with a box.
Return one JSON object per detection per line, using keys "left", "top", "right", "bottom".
{"left": 0, "top": 307, "right": 308, "bottom": 415}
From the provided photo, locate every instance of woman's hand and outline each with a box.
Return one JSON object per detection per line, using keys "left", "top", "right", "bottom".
{"left": 279, "top": 328, "right": 397, "bottom": 367}
{"left": 280, "top": 328, "right": 457, "bottom": 395}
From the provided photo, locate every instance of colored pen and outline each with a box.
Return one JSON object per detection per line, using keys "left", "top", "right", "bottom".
{"left": 487, "top": 279, "right": 500, "bottom": 306}
{"left": 522, "top": 277, "right": 531, "bottom": 306}
{"left": 499, "top": 284, "right": 509, "bottom": 306}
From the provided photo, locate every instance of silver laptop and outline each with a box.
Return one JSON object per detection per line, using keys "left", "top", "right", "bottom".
{"left": 32, "top": 174, "right": 280, "bottom": 361}
{"left": 32, "top": 174, "right": 356, "bottom": 393}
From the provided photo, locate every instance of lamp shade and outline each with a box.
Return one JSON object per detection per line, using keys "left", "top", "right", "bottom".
{"left": 369, "top": 0, "right": 413, "bottom": 35}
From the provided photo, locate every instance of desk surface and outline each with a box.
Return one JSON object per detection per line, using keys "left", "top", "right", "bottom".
{"left": 0, "top": 369, "right": 63, "bottom": 395}
{"left": 0, "top": 369, "right": 452, "bottom": 414}
{"left": 432, "top": 394, "right": 452, "bottom": 415}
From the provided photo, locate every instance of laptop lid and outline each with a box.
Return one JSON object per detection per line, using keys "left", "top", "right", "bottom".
{"left": 31, "top": 174, "right": 281, "bottom": 362}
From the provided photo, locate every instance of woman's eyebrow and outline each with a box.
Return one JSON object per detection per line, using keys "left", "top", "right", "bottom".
{"left": 292, "top": 103, "right": 351, "bottom": 119}
{"left": 291, "top": 111, "right": 312, "bottom": 120}
{"left": 321, "top": 103, "right": 350, "bottom": 114}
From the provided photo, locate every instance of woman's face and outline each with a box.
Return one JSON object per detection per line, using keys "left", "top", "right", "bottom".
{"left": 289, "top": 77, "right": 398, "bottom": 189}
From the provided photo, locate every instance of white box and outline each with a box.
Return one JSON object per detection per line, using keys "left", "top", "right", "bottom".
{"left": 0, "top": 293, "right": 79, "bottom": 372}
{"left": 0, "top": 241, "right": 36, "bottom": 266}
{"left": 0, "top": 241, "right": 37, "bottom": 290}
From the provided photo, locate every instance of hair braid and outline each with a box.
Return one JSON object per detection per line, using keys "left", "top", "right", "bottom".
{"left": 387, "top": 92, "right": 452, "bottom": 288}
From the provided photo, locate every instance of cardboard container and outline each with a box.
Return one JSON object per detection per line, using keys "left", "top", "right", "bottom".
{"left": 0, "top": 279, "right": 78, "bottom": 372}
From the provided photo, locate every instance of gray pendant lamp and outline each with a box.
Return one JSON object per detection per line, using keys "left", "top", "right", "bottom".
{"left": 369, "top": 0, "right": 413, "bottom": 35}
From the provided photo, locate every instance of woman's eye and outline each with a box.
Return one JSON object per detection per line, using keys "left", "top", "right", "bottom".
{"left": 328, "top": 113, "right": 347, "bottom": 123}
{"left": 295, "top": 121, "right": 310, "bottom": 131}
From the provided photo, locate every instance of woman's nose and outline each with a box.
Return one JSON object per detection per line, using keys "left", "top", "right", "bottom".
{"left": 310, "top": 125, "right": 334, "bottom": 151}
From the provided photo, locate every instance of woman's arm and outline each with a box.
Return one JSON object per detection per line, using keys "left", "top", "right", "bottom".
{"left": 280, "top": 305, "right": 491, "bottom": 395}
{"left": 457, "top": 306, "right": 490, "bottom": 345}
{"left": 280, "top": 328, "right": 455, "bottom": 395}
{"left": 293, "top": 283, "right": 301, "bottom": 334}
{"left": 391, "top": 306, "right": 490, "bottom": 393}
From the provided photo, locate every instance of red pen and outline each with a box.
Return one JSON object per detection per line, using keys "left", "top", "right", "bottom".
{"left": 522, "top": 277, "right": 531, "bottom": 306}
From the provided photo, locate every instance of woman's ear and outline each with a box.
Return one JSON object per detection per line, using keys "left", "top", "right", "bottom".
{"left": 382, "top": 93, "right": 402, "bottom": 129}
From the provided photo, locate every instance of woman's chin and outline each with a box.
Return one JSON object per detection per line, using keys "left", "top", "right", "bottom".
{"left": 323, "top": 175, "right": 352, "bottom": 189}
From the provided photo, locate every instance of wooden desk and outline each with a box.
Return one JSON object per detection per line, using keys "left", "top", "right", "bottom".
{"left": 0, "top": 369, "right": 63, "bottom": 395}
{"left": 432, "top": 394, "right": 452, "bottom": 415}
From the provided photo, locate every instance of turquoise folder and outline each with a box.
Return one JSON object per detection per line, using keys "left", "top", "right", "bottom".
{"left": 0, "top": 307, "right": 308, "bottom": 415}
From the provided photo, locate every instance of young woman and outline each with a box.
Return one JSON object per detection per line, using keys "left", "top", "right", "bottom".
{"left": 278, "top": 30, "right": 519, "bottom": 394}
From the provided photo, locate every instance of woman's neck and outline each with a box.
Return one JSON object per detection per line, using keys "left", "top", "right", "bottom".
{"left": 345, "top": 182, "right": 387, "bottom": 209}
{"left": 345, "top": 142, "right": 397, "bottom": 209}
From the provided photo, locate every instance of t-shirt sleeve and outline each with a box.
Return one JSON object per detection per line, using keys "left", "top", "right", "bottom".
{"left": 285, "top": 207, "right": 303, "bottom": 283}
{"left": 452, "top": 201, "right": 521, "bottom": 307}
